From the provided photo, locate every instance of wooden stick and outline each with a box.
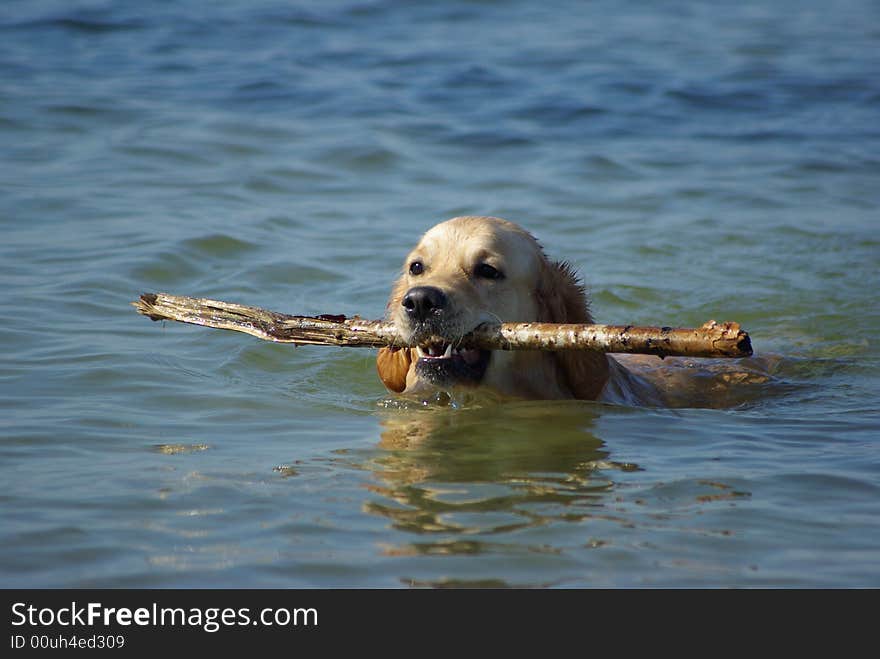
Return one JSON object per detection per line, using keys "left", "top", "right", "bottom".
{"left": 133, "top": 292, "right": 753, "bottom": 358}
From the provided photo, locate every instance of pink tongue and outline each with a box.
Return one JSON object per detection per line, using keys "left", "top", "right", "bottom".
{"left": 460, "top": 348, "right": 482, "bottom": 365}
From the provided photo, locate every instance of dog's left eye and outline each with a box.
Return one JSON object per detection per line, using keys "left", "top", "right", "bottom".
{"left": 474, "top": 263, "right": 504, "bottom": 280}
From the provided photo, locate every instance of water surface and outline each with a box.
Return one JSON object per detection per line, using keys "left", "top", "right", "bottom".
{"left": 1, "top": 0, "right": 879, "bottom": 587}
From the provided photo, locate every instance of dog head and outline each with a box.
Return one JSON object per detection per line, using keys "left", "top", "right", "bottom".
{"left": 377, "top": 216, "right": 609, "bottom": 400}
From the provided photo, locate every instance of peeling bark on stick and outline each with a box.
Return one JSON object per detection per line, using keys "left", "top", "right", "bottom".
{"left": 133, "top": 292, "right": 753, "bottom": 359}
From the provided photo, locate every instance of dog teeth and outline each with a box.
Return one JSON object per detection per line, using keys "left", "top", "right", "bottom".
{"left": 416, "top": 342, "right": 456, "bottom": 359}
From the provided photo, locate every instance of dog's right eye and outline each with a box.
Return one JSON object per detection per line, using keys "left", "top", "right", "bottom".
{"left": 409, "top": 261, "right": 424, "bottom": 275}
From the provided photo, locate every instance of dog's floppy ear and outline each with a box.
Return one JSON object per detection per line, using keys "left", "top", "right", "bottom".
{"left": 536, "top": 260, "right": 609, "bottom": 399}
{"left": 536, "top": 260, "right": 592, "bottom": 325}
{"left": 376, "top": 347, "right": 412, "bottom": 393}
{"left": 377, "top": 274, "right": 412, "bottom": 393}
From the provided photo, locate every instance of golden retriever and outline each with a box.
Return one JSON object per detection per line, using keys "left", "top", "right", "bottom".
{"left": 376, "top": 216, "right": 662, "bottom": 404}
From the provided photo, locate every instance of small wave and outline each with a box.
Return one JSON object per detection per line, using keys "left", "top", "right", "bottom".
{"left": 7, "top": 15, "right": 146, "bottom": 34}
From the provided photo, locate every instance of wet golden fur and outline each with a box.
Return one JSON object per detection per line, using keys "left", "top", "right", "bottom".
{"left": 376, "top": 216, "right": 653, "bottom": 401}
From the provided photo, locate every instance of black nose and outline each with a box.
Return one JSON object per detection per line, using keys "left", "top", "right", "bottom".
{"left": 402, "top": 286, "right": 447, "bottom": 321}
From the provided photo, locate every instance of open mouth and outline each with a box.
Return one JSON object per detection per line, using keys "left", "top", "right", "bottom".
{"left": 414, "top": 339, "right": 491, "bottom": 386}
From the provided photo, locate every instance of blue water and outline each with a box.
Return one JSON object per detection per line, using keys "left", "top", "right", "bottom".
{"left": 1, "top": 0, "right": 879, "bottom": 587}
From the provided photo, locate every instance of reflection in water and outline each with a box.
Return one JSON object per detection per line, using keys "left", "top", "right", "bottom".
{"left": 362, "top": 393, "right": 639, "bottom": 578}
{"left": 315, "top": 359, "right": 784, "bottom": 587}
{"left": 348, "top": 356, "right": 787, "bottom": 586}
